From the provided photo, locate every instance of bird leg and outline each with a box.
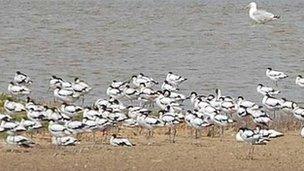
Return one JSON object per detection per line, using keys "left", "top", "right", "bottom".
{"left": 247, "top": 145, "right": 252, "bottom": 159}
{"left": 81, "top": 97, "right": 85, "bottom": 107}
{"left": 188, "top": 126, "right": 193, "bottom": 138}
{"left": 195, "top": 129, "right": 198, "bottom": 139}
{"left": 172, "top": 127, "right": 177, "bottom": 143}
{"left": 93, "top": 132, "right": 97, "bottom": 145}
{"left": 138, "top": 127, "right": 143, "bottom": 135}
{"left": 220, "top": 126, "right": 224, "bottom": 141}
{"left": 251, "top": 146, "right": 255, "bottom": 159}
{"left": 212, "top": 126, "right": 215, "bottom": 138}
{"left": 165, "top": 127, "right": 171, "bottom": 135}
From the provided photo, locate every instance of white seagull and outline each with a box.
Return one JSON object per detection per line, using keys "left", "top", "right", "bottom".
{"left": 246, "top": 2, "right": 280, "bottom": 24}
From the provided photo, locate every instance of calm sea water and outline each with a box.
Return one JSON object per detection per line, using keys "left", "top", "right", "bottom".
{"left": 0, "top": 0, "right": 303, "bottom": 105}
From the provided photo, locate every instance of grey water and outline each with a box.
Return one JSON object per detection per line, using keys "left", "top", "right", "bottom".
{"left": 0, "top": 0, "right": 303, "bottom": 105}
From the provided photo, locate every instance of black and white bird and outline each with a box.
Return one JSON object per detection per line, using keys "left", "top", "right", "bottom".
{"left": 292, "top": 103, "right": 304, "bottom": 123}
{"left": 106, "top": 85, "right": 124, "bottom": 99}
{"left": 237, "top": 96, "right": 258, "bottom": 109}
{"left": 4, "top": 100, "right": 26, "bottom": 115}
{"left": 8, "top": 82, "right": 31, "bottom": 96}
{"left": 19, "top": 119, "right": 42, "bottom": 131}
{"left": 295, "top": 75, "right": 304, "bottom": 87}
{"left": 123, "top": 85, "right": 140, "bottom": 101}
{"left": 280, "top": 98, "right": 297, "bottom": 114}
{"left": 111, "top": 80, "right": 128, "bottom": 89}
{"left": 110, "top": 134, "right": 134, "bottom": 147}
{"left": 138, "top": 83, "right": 158, "bottom": 106}
{"left": 257, "top": 84, "right": 280, "bottom": 96}
{"left": 48, "top": 120, "right": 73, "bottom": 138}
{"left": 49, "top": 75, "right": 63, "bottom": 90}
{"left": 0, "top": 120, "right": 26, "bottom": 135}
{"left": 212, "top": 114, "right": 235, "bottom": 137}
{"left": 236, "top": 106, "right": 251, "bottom": 125}
{"left": 251, "top": 110, "right": 272, "bottom": 128}
{"left": 64, "top": 120, "right": 87, "bottom": 135}
{"left": 262, "top": 94, "right": 282, "bottom": 118}
{"left": 25, "top": 97, "right": 45, "bottom": 112}
{"left": 26, "top": 108, "right": 46, "bottom": 121}
{"left": 165, "top": 72, "right": 187, "bottom": 86}
{"left": 158, "top": 110, "right": 181, "bottom": 143}
{"left": 219, "top": 97, "right": 237, "bottom": 115}
{"left": 60, "top": 103, "right": 82, "bottom": 118}
{"left": 6, "top": 135, "right": 34, "bottom": 148}
{"left": 51, "top": 136, "right": 78, "bottom": 146}
{"left": 138, "top": 73, "right": 158, "bottom": 85}
{"left": 137, "top": 113, "right": 162, "bottom": 138}
{"left": 0, "top": 114, "right": 12, "bottom": 122}
{"left": 254, "top": 126, "right": 283, "bottom": 139}
{"left": 83, "top": 107, "right": 101, "bottom": 121}
{"left": 161, "top": 80, "right": 179, "bottom": 92}
{"left": 188, "top": 113, "right": 213, "bottom": 138}
{"left": 49, "top": 75, "right": 72, "bottom": 90}
{"left": 237, "top": 127, "right": 268, "bottom": 159}
{"left": 131, "top": 74, "right": 157, "bottom": 88}
{"left": 54, "top": 87, "right": 78, "bottom": 103}
{"left": 72, "top": 77, "right": 92, "bottom": 94}
{"left": 266, "top": 68, "right": 288, "bottom": 86}
{"left": 13, "top": 71, "right": 32, "bottom": 85}
{"left": 169, "top": 91, "right": 187, "bottom": 102}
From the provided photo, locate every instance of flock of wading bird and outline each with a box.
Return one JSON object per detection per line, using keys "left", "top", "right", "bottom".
{"left": 1, "top": 68, "right": 304, "bottom": 158}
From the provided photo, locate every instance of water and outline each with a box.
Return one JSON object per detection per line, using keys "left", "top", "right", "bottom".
{"left": 0, "top": 0, "right": 303, "bottom": 105}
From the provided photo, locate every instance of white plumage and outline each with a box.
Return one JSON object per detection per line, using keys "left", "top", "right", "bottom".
{"left": 13, "top": 71, "right": 32, "bottom": 85}
{"left": 262, "top": 94, "right": 282, "bottom": 111}
{"left": 301, "top": 127, "right": 304, "bottom": 138}
{"left": 165, "top": 72, "right": 187, "bottom": 86}
{"left": 48, "top": 121, "right": 72, "bottom": 137}
{"left": 8, "top": 82, "right": 31, "bottom": 96}
{"left": 60, "top": 103, "right": 82, "bottom": 118}
{"left": 54, "top": 87, "right": 78, "bottom": 103}
{"left": 295, "top": 75, "right": 304, "bottom": 87}
{"left": 52, "top": 136, "right": 78, "bottom": 146}
{"left": 110, "top": 134, "right": 134, "bottom": 147}
{"left": 6, "top": 135, "right": 34, "bottom": 147}
{"left": 266, "top": 68, "right": 287, "bottom": 86}
{"left": 257, "top": 84, "right": 280, "bottom": 96}
{"left": 247, "top": 2, "right": 280, "bottom": 24}
{"left": 4, "top": 100, "right": 26, "bottom": 114}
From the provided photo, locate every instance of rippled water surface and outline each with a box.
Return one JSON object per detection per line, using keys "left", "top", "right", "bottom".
{"left": 0, "top": 0, "right": 304, "bottom": 104}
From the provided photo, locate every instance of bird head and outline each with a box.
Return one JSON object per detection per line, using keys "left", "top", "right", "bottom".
{"left": 246, "top": 2, "right": 257, "bottom": 9}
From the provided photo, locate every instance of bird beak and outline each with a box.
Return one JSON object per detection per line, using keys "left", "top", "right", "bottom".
{"left": 244, "top": 5, "right": 250, "bottom": 9}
